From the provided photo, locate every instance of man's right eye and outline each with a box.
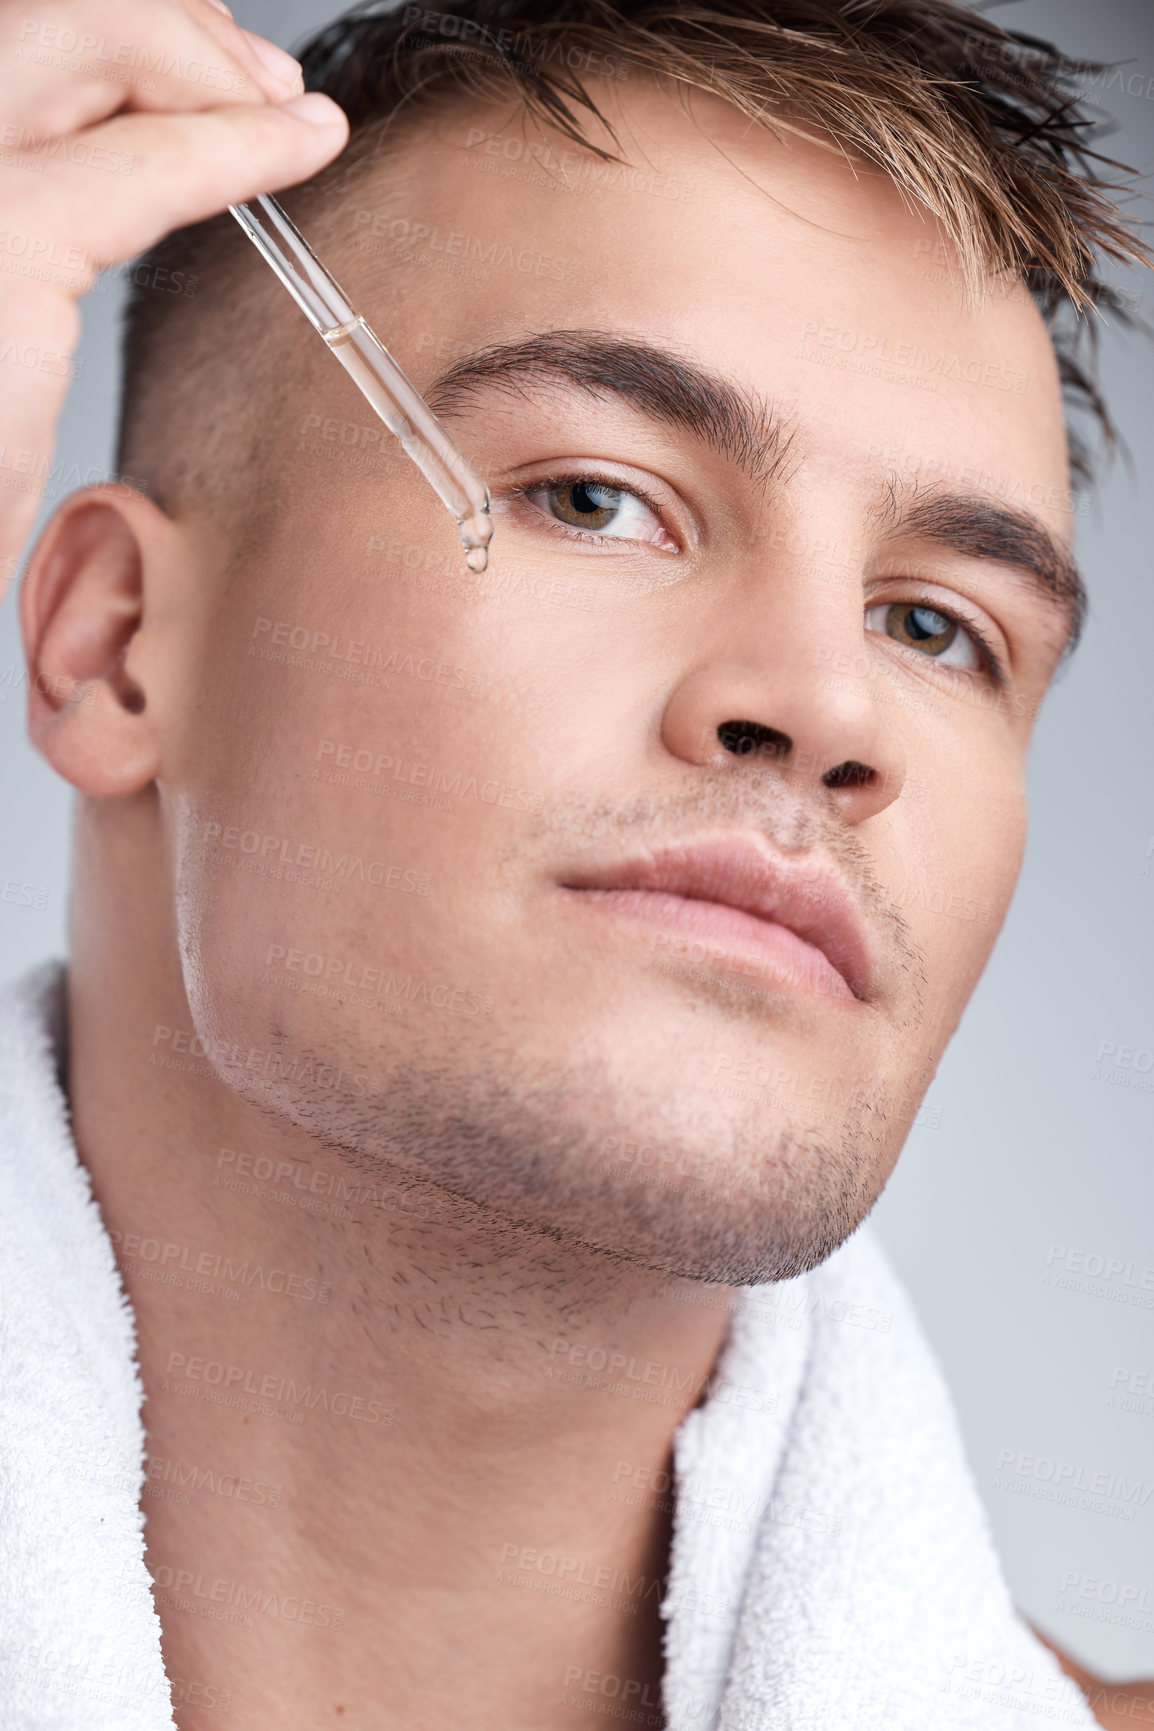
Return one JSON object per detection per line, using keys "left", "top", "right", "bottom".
{"left": 514, "top": 474, "right": 679, "bottom": 551}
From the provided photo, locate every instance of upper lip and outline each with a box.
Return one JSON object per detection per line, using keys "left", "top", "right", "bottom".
{"left": 560, "top": 831, "right": 874, "bottom": 1001}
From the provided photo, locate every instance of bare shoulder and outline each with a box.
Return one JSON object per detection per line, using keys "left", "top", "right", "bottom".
{"left": 1029, "top": 1622, "right": 1154, "bottom": 1729}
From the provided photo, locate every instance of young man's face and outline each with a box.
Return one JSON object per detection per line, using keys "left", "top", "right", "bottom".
{"left": 147, "top": 76, "right": 1075, "bottom": 1283}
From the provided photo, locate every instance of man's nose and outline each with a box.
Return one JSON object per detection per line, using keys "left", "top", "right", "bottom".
{"left": 660, "top": 633, "right": 906, "bottom": 825}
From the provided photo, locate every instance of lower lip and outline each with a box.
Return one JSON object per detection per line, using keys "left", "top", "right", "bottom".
{"left": 561, "top": 888, "right": 856, "bottom": 1003}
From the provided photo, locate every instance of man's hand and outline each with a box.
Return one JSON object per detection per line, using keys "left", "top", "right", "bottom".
{"left": 1031, "top": 1624, "right": 1154, "bottom": 1728}
{"left": 0, "top": 0, "right": 347, "bottom": 594}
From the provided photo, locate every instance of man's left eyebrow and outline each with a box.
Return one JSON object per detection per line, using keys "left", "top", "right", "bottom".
{"left": 423, "top": 328, "right": 796, "bottom": 490}
{"left": 881, "top": 491, "right": 1087, "bottom": 654}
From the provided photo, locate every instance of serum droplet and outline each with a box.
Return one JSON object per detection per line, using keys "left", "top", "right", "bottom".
{"left": 459, "top": 505, "right": 494, "bottom": 574}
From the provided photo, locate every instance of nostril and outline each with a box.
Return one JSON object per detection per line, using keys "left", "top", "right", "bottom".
{"left": 823, "top": 760, "right": 874, "bottom": 789}
{"left": 718, "top": 720, "right": 792, "bottom": 759}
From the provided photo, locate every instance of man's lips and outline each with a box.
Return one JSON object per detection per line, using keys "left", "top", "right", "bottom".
{"left": 558, "top": 833, "right": 874, "bottom": 1002}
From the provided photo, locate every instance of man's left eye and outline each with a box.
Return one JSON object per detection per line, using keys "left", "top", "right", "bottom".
{"left": 865, "top": 601, "right": 984, "bottom": 672}
{"left": 523, "top": 478, "right": 675, "bottom": 547}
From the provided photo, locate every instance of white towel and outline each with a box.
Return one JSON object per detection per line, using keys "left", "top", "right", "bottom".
{"left": 0, "top": 961, "right": 1096, "bottom": 1730}
{"left": 660, "top": 1232, "right": 1098, "bottom": 1730}
{"left": 0, "top": 963, "right": 174, "bottom": 1730}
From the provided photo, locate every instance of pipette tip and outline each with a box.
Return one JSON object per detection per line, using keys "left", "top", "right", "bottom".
{"left": 459, "top": 507, "right": 494, "bottom": 574}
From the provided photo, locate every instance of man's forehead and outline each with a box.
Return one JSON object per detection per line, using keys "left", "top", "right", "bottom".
{"left": 340, "top": 88, "right": 1064, "bottom": 438}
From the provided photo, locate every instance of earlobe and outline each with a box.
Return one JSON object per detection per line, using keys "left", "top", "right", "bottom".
{"left": 20, "top": 485, "right": 167, "bottom": 798}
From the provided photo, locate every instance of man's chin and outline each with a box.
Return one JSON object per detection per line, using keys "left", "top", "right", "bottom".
{"left": 534, "top": 1140, "right": 880, "bottom": 1288}
{"left": 244, "top": 1040, "right": 885, "bottom": 1290}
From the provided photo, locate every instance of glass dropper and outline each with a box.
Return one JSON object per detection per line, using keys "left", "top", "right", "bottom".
{"left": 229, "top": 194, "right": 493, "bottom": 573}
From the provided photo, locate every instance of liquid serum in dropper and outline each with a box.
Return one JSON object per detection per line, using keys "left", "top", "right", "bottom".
{"left": 229, "top": 194, "right": 493, "bottom": 573}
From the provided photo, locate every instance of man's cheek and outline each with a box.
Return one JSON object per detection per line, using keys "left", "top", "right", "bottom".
{"left": 874, "top": 756, "right": 1025, "bottom": 1006}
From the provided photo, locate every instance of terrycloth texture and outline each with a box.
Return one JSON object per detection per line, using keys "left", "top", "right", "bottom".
{"left": 0, "top": 962, "right": 1094, "bottom": 1731}
{"left": 660, "top": 1244, "right": 1099, "bottom": 1731}
{"left": 0, "top": 963, "right": 175, "bottom": 1731}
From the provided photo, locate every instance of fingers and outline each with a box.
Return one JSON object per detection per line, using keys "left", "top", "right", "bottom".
{"left": 178, "top": 0, "right": 304, "bottom": 100}
{"left": 5, "top": 95, "right": 348, "bottom": 278}
{"left": 0, "top": 0, "right": 305, "bottom": 139}
{"left": 0, "top": 0, "right": 346, "bottom": 605}
{"left": 173, "top": 0, "right": 306, "bottom": 105}
{"left": 0, "top": 281, "right": 79, "bottom": 598}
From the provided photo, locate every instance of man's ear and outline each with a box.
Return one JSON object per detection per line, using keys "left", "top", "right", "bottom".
{"left": 20, "top": 485, "right": 177, "bottom": 798}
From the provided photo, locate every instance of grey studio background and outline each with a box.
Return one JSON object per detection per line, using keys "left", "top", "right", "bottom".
{"left": 2, "top": 0, "right": 1152, "bottom": 1684}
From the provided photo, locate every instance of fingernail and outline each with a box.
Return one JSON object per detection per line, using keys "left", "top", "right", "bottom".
{"left": 204, "top": 0, "right": 232, "bottom": 14}
{"left": 242, "top": 29, "right": 303, "bottom": 89}
{"left": 278, "top": 92, "right": 346, "bottom": 127}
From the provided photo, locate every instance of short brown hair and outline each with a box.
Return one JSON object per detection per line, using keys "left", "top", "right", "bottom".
{"left": 117, "top": 0, "right": 1150, "bottom": 511}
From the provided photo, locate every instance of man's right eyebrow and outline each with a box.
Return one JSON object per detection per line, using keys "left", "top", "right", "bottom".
{"left": 422, "top": 328, "right": 797, "bottom": 491}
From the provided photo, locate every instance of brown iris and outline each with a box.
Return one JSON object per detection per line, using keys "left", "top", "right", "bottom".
{"left": 546, "top": 480, "right": 621, "bottom": 530}
{"left": 885, "top": 603, "right": 957, "bottom": 657}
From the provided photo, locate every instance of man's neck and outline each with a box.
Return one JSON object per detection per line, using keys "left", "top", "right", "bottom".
{"left": 65, "top": 953, "right": 733, "bottom": 1730}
